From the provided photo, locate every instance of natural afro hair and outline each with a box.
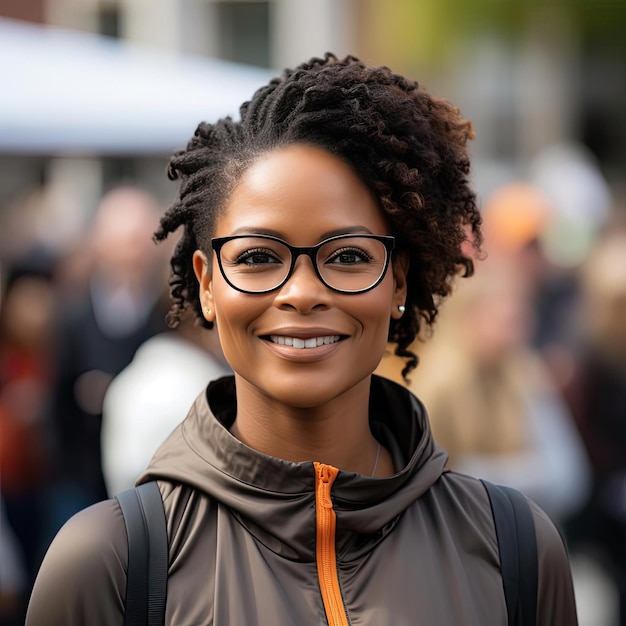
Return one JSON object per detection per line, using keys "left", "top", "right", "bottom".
{"left": 155, "top": 53, "right": 482, "bottom": 380}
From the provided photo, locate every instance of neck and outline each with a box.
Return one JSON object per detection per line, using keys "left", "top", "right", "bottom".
{"left": 230, "top": 374, "right": 381, "bottom": 475}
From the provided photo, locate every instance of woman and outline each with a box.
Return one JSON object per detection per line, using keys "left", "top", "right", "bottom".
{"left": 26, "top": 54, "right": 577, "bottom": 625}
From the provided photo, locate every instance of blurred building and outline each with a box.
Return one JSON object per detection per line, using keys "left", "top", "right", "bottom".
{"left": 0, "top": 0, "right": 358, "bottom": 236}
{"left": 1, "top": 0, "right": 624, "bottom": 225}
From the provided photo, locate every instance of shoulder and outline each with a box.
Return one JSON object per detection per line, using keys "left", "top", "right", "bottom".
{"left": 440, "top": 473, "right": 575, "bottom": 580}
{"left": 44, "top": 497, "right": 127, "bottom": 576}
{"left": 437, "top": 474, "right": 578, "bottom": 621}
{"left": 530, "top": 499, "right": 571, "bottom": 566}
{"left": 530, "top": 501, "right": 578, "bottom": 622}
{"left": 26, "top": 499, "right": 127, "bottom": 626}
{"left": 435, "top": 470, "right": 493, "bottom": 512}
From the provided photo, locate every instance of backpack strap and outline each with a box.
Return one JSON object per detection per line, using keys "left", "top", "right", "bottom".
{"left": 116, "top": 481, "right": 168, "bottom": 626}
{"left": 481, "top": 480, "right": 538, "bottom": 626}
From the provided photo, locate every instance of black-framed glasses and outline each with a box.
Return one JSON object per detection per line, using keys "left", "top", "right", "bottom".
{"left": 211, "top": 233, "right": 395, "bottom": 295}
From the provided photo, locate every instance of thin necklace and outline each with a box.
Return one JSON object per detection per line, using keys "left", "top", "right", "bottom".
{"left": 371, "top": 441, "right": 381, "bottom": 477}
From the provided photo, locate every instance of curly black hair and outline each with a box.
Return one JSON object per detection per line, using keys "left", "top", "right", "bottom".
{"left": 155, "top": 53, "right": 482, "bottom": 380}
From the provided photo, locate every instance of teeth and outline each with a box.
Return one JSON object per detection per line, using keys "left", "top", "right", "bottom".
{"left": 270, "top": 335, "right": 341, "bottom": 348}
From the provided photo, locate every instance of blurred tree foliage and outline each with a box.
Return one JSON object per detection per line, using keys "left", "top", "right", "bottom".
{"left": 366, "top": 0, "right": 626, "bottom": 70}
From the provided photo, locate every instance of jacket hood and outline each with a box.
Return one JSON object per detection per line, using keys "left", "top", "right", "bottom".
{"left": 138, "top": 374, "right": 448, "bottom": 561}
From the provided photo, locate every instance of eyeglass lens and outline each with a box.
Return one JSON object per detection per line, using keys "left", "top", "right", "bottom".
{"left": 218, "top": 236, "right": 389, "bottom": 293}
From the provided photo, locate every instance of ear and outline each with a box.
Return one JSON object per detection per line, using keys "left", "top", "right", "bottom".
{"left": 193, "top": 250, "right": 215, "bottom": 323}
{"left": 390, "top": 250, "right": 409, "bottom": 320}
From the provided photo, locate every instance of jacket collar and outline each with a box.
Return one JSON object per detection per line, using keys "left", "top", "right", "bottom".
{"left": 140, "top": 374, "right": 448, "bottom": 560}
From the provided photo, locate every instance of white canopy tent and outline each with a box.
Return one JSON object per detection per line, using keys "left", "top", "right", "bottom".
{"left": 0, "top": 18, "right": 276, "bottom": 154}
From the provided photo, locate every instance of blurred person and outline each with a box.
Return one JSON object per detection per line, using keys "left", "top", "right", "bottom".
{"left": 479, "top": 181, "right": 552, "bottom": 289}
{"left": 481, "top": 181, "right": 582, "bottom": 361}
{"left": 529, "top": 141, "right": 612, "bottom": 272}
{"left": 27, "top": 54, "right": 577, "bottom": 625}
{"left": 529, "top": 144, "right": 614, "bottom": 395}
{"left": 0, "top": 496, "right": 28, "bottom": 626}
{"left": 562, "top": 222, "right": 626, "bottom": 625}
{"left": 379, "top": 255, "right": 591, "bottom": 524}
{"left": 0, "top": 258, "right": 58, "bottom": 584}
{"left": 101, "top": 307, "right": 231, "bottom": 496}
{"left": 475, "top": 180, "right": 593, "bottom": 392}
{"left": 47, "top": 186, "right": 169, "bottom": 530}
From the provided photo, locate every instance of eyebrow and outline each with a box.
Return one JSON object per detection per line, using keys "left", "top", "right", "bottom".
{"left": 227, "top": 225, "right": 375, "bottom": 239}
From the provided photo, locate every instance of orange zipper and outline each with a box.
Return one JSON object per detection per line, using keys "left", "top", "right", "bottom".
{"left": 314, "top": 462, "right": 349, "bottom": 626}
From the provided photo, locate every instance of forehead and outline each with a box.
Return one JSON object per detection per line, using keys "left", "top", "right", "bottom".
{"left": 214, "top": 144, "right": 389, "bottom": 242}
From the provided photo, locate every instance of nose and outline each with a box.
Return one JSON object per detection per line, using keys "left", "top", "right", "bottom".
{"left": 272, "top": 255, "right": 332, "bottom": 313}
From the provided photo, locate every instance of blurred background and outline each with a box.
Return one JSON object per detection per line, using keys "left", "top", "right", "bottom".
{"left": 0, "top": 1, "right": 624, "bottom": 624}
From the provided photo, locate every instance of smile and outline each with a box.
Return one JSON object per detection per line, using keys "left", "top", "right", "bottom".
{"left": 269, "top": 335, "right": 342, "bottom": 348}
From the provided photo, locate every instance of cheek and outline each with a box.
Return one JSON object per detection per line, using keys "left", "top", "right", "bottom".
{"left": 353, "top": 284, "right": 395, "bottom": 342}
{"left": 212, "top": 288, "right": 265, "bottom": 361}
{"left": 352, "top": 300, "right": 395, "bottom": 377}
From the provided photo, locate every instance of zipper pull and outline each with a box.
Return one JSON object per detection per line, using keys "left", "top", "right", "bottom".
{"left": 315, "top": 463, "right": 337, "bottom": 509}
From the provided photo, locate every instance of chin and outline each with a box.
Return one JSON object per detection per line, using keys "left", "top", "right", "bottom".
{"left": 265, "top": 383, "right": 341, "bottom": 409}
{"left": 260, "top": 371, "right": 371, "bottom": 410}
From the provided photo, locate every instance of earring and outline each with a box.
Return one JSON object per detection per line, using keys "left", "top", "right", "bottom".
{"left": 204, "top": 307, "right": 211, "bottom": 316}
{"left": 398, "top": 305, "right": 406, "bottom": 314}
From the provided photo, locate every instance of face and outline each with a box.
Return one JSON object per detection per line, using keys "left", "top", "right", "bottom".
{"left": 193, "top": 144, "right": 407, "bottom": 409}
{"left": 91, "top": 189, "right": 164, "bottom": 283}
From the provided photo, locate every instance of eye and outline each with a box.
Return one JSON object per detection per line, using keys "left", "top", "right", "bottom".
{"left": 235, "top": 248, "right": 283, "bottom": 267}
{"left": 326, "top": 247, "right": 373, "bottom": 265}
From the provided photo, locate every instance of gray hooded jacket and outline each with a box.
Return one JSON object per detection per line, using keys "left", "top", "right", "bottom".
{"left": 27, "top": 375, "right": 577, "bottom": 625}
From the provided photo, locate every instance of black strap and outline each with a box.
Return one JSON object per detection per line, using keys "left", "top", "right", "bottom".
{"left": 116, "top": 481, "right": 168, "bottom": 626}
{"left": 481, "top": 480, "right": 538, "bottom": 626}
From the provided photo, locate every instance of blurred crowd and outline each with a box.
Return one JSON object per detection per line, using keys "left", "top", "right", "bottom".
{"left": 1, "top": 144, "right": 625, "bottom": 625}
{"left": 0, "top": 184, "right": 229, "bottom": 624}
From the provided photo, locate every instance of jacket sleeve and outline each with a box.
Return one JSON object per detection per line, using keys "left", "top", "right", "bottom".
{"left": 532, "top": 501, "right": 579, "bottom": 626}
{"left": 26, "top": 498, "right": 127, "bottom": 626}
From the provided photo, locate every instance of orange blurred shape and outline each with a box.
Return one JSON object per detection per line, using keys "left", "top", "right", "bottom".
{"left": 482, "top": 182, "right": 553, "bottom": 253}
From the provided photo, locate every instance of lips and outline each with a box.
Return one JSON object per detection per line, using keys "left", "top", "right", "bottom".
{"left": 269, "top": 335, "right": 342, "bottom": 348}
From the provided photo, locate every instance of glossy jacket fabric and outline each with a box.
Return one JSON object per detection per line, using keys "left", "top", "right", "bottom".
{"left": 26, "top": 375, "right": 578, "bottom": 625}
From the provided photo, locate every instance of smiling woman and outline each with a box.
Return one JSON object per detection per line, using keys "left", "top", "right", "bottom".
{"left": 190, "top": 144, "right": 407, "bottom": 420}
{"left": 26, "top": 53, "right": 578, "bottom": 626}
